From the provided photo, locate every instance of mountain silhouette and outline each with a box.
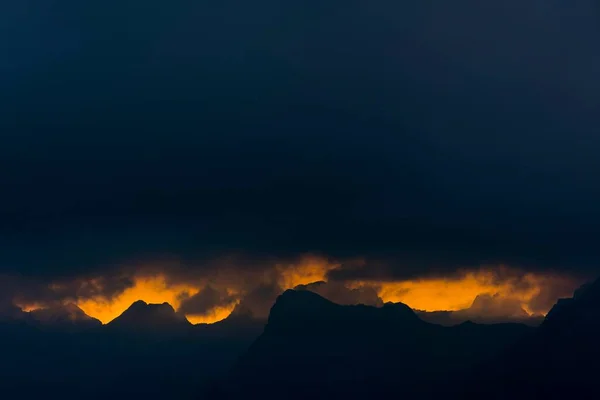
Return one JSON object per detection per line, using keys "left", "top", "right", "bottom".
{"left": 542, "top": 279, "right": 600, "bottom": 332}
{"left": 460, "top": 278, "right": 600, "bottom": 399}
{"left": 29, "top": 303, "right": 102, "bottom": 330}
{"left": 106, "top": 300, "right": 191, "bottom": 333}
{"left": 0, "top": 299, "right": 266, "bottom": 400}
{"left": 1, "top": 281, "right": 599, "bottom": 400}
{"left": 418, "top": 293, "right": 545, "bottom": 326}
{"left": 226, "top": 289, "right": 532, "bottom": 399}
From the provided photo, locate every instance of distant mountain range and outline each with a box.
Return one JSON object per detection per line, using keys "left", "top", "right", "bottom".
{"left": 417, "top": 293, "right": 545, "bottom": 326}
{"left": 0, "top": 300, "right": 263, "bottom": 400}
{"left": 0, "top": 278, "right": 598, "bottom": 399}
{"left": 106, "top": 300, "right": 191, "bottom": 333}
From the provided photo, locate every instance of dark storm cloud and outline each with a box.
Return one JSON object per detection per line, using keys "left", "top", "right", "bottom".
{"left": 236, "top": 283, "right": 283, "bottom": 319}
{"left": 1, "top": 0, "right": 600, "bottom": 285}
{"left": 326, "top": 259, "right": 463, "bottom": 283}
{"left": 178, "top": 285, "right": 237, "bottom": 316}
{"left": 0, "top": 272, "right": 136, "bottom": 307}
{"left": 48, "top": 275, "right": 136, "bottom": 301}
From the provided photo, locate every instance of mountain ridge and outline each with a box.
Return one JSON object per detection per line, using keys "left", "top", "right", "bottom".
{"left": 106, "top": 300, "right": 192, "bottom": 333}
{"left": 0, "top": 278, "right": 599, "bottom": 399}
{"left": 228, "top": 288, "right": 532, "bottom": 399}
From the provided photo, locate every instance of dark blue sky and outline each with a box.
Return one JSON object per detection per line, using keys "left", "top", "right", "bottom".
{"left": 1, "top": 1, "right": 599, "bottom": 283}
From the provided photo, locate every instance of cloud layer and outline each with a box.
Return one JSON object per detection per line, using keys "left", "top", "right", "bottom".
{"left": 6, "top": 256, "right": 583, "bottom": 325}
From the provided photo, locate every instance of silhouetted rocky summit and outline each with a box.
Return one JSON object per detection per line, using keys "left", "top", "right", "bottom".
{"left": 107, "top": 300, "right": 191, "bottom": 332}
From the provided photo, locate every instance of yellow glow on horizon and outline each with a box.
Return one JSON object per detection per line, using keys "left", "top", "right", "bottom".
{"left": 17, "top": 263, "right": 576, "bottom": 325}
{"left": 373, "top": 269, "right": 556, "bottom": 314}
{"left": 186, "top": 303, "right": 239, "bottom": 324}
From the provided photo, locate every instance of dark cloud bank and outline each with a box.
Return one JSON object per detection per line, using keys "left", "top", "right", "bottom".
{"left": 1, "top": 0, "right": 599, "bottom": 297}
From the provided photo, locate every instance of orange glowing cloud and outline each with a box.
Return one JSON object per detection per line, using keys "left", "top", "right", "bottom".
{"left": 21, "top": 256, "right": 338, "bottom": 325}
{"left": 186, "top": 303, "right": 239, "bottom": 324}
{"left": 276, "top": 256, "right": 339, "bottom": 289}
{"left": 371, "top": 268, "right": 576, "bottom": 316}
{"left": 75, "top": 275, "right": 212, "bottom": 324}
{"left": 74, "top": 265, "right": 577, "bottom": 324}
{"left": 20, "top": 303, "right": 45, "bottom": 313}
{"left": 16, "top": 258, "right": 580, "bottom": 326}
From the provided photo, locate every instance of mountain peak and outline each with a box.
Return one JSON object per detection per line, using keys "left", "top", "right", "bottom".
{"left": 264, "top": 289, "right": 422, "bottom": 337}
{"left": 234, "top": 288, "right": 529, "bottom": 398}
{"left": 107, "top": 300, "right": 190, "bottom": 332}
{"left": 276, "top": 289, "right": 335, "bottom": 309}
{"left": 28, "top": 303, "right": 101, "bottom": 329}
{"left": 266, "top": 289, "right": 337, "bottom": 325}
{"left": 382, "top": 301, "right": 420, "bottom": 320}
{"left": 124, "top": 300, "right": 177, "bottom": 313}
{"left": 130, "top": 299, "right": 148, "bottom": 308}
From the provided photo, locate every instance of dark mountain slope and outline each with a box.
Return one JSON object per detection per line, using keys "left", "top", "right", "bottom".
{"left": 29, "top": 303, "right": 102, "bottom": 330}
{"left": 0, "top": 300, "right": 265, "bottom": 400}
{"left": 460, "top": 278, "right": 600, "bottom": 399}
{"left": 106, "top": 300, "right": 191, "bottom": 333}
{"left": 226, "top": 289, "right": 532, "bottom": 399}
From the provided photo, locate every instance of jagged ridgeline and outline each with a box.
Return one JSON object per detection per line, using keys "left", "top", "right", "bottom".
{"left": 1, "top": 279, "right": 600, "bottom": 399}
